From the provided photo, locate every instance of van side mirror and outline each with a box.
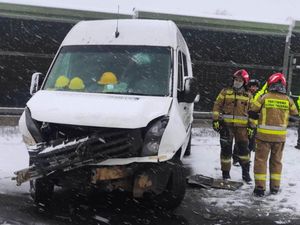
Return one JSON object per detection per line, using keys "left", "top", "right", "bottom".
{"left": 30, "top": 72, "right": 45, "bottom": 95}
{"left": 182, "top": 77, "right": 199, "bottom": 103}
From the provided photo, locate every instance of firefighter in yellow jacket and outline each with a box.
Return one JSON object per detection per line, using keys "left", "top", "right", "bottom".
{"left": 249, "top": 73, "right": 298, "bottom": 197}
{"left": 212, "top": 69, "right": 252, "bottom": 182}
{"left": 247, "top": 79, "right": 261, "bottom": 152}
{"left": 233, "top": 79, "right": 260, "bottom": 165}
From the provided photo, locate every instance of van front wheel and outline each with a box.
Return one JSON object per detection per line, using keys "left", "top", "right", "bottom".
{"left": 155, "top": 159, "right": 186, "bottom": 209}
{"left": 30, "top": 178, "right": 54, "bottom": 206}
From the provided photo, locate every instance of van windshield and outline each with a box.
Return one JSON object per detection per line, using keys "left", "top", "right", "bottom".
{"left": 43, "top": 45, "right": 172, "bottom": 96}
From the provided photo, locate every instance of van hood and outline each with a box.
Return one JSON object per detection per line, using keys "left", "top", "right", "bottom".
{"left": 27, "top": 91, "right": 172, "bottom": 128}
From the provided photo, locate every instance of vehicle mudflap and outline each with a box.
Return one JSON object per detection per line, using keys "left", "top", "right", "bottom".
{"left": 187, "top": 174, "right": 243, "bottom": 191}
{"left": 133, "top": 163, "right": 171, "bottom": 198}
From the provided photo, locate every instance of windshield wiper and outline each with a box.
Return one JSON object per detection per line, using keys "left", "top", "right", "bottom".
{"left": 125, "top": 92, "right": 153, "bottom": 96}
{"left": 101, "top": 91, "right": 165, "bottom": 96}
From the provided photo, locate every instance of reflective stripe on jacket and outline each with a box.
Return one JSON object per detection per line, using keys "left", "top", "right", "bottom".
{"left": 212, "top": 88, "right": 252, "bottom": 127}
{"left": 250, "top": 92, "right": 299, "bottom": 142}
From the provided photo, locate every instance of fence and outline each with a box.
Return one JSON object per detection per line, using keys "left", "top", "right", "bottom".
{"left": 1, "top": 108, "right": 297, "bottom": 128}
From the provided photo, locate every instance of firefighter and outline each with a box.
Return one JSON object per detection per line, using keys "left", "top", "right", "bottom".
{"left": 249, "top": 73, "right": 298, "bottom": 197}
{"left": 212, "top": 69, "right": 252, "bottom": 182}
{"left": 247, "top": 79, "right": 261, "bottom": 152}
{"left": 295, "top": 96, "right": 300, "bottom": 150}
{"left": 248, "top": 79, "right": 261, "bottom": 97}
{"left": 233, "top": 79, "right": 261, "bottom": 166}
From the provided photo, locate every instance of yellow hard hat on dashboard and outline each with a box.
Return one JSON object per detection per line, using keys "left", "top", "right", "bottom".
{"left": 55, "top": 75, "right": 70, "bottom": 88}
{"left": 98, "top": 72, "right": 118, "bottom": 85}
{"left": 68, "top": 77, "right": 85, "bottom": 90}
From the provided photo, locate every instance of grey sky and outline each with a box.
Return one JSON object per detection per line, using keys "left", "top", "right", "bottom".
{"left": 0, "top": 0, "right": 299, "bottom": 24}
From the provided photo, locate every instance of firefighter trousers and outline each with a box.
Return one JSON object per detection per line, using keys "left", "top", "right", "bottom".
{"left": 232, "top": 128, "right": 256, "bottom": 162}
{"left": 220, "top": 126, "right": 250, "bottom": 172}
{"left": 254, "top": 139, "right": 285, "bottom": 191}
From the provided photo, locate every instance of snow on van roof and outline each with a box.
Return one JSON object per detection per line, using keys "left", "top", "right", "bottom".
{"left": 61, "top": 19, "right": 182, "bottom": 48}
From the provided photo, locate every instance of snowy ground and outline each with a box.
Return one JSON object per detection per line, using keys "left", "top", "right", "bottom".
{"left": 0, "top": 127, "right": 29, "bottom": 195}
{"left": 183, "top": 127, "right": 300, "bottom": 223}
{"left": 1, "top": 126, "right": 300, "bottom": 224}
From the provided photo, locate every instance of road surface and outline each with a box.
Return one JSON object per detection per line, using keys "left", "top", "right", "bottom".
{"left": 0, "top": 127, "right": 299, "bottom": 225}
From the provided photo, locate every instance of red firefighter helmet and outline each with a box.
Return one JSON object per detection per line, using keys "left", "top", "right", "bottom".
{"left": 233, "top": 69, "right": 250, "bottom": 85}
{"left": 267, "top": 73, "right": 287, "bottom": 93}
{"left": 267, "top": 73, "right": 286, "bottom": 86}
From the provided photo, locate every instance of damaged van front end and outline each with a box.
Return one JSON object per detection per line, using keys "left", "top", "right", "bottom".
{"left": 15, "top": 19, "right": 197, "bottom": 209}
{"left": 16, "top": 92, "right": 189, "bottom": 208}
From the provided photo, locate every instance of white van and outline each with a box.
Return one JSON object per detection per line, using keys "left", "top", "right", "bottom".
{"left": 16, "top": 19, "right": 198, "bottom": 208}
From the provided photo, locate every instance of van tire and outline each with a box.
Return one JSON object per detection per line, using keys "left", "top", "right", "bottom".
{"left": 30, "top": 178, "right": 54, "bottom": 206}
{"left": 184, "top": 133, "right": 192, "bottom": 156}
{"left": 155, "top": 159, "right": 186, "bottom": 209}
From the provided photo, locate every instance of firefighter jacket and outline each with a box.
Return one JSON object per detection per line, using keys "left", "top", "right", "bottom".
{"left": 248, "top": 91, "right": 258, "bottom": 127}
{"left": 250, "top": 92, "right": 298, "bottom": 142}
{"left": 253, "top": 82, "right": 268, "bottom": 101}
{"left": 212, "top": 87, "right": 252, "bottom": 128}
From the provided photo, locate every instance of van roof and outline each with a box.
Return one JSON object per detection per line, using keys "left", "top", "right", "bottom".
{"left": 61, "top": 19, "right": 184, "bottom": 48}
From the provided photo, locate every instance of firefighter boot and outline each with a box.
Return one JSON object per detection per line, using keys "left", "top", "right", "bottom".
{"left": 253, "top": 186, "right": 265, "bottom": 197}
{"left": 270, "top": 186, "right": 280, "bottom": 195}
{"left": 241, "top": 163, "right": 252, "bottom": 184}
{"left": 222, "top": 171, "right": 231, "bottom": 180}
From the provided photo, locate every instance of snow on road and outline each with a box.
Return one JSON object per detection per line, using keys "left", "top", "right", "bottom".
{"left": 183, "top": 127, "right": 300, "bottom": 218}
{"left": 0, "top": 126, "right": 300, "bottom": 218}
{"left": 0, "top": 127, "right": 29, "bottom": 195}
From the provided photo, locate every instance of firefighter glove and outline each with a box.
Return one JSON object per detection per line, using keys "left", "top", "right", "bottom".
{"left": 212, "top": 120, "right": 221, "bottom": 132}
{"left": 247, "top": 127, "right": 254, "bottom": 139}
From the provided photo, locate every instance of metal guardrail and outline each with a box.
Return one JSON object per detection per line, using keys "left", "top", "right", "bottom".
{"left": 193, "top": 111, "right": 212, "bottom": 119}
{"left": 0, "top": 108, "right": 297, "bottom": 128}
{"left": 0, "top": 107, "right": 213, "bottom": 119}
{"left": 0, "top": 108, "right": 213, "bottom": 127}
{"left": 0, "top": 107, "right": 24, "bottom": 115}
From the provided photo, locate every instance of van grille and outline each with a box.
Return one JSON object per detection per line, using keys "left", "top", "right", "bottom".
{"left": 30, "top": 125, "right": 143, "bottom": 172}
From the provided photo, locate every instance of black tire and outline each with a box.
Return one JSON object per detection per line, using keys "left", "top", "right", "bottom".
{"left": 184, "top": 133, "right": 192, "bottom": 156}
{"left": 30, "top": 177, "right": 54, "bottom": 206}
{"left": 155, "top": 159, "right": 186, "bottom": 209}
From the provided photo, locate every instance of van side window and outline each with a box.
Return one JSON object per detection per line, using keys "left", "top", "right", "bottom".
{"left": 177, "top": 51, "right": 183, "bottom": 91}
{"left": 182, "top": 53, "right": 188, "bottom": 77}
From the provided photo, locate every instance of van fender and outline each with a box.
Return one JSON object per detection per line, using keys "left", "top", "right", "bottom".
{"left": 179, "top": 125, "right": 192, "bottom": 159}
{"left": 158, "top": 101, "right": 187, "bottom": 160}
{"left": 19, "top": 111, "right": 37, "bottom": 146}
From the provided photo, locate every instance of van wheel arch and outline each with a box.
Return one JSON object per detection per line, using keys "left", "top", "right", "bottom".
{"left": 154, "top": 158, "right": 186, "bottom": 209}
{"left": 184, "top": 132, "right": 192, "bottom": 156}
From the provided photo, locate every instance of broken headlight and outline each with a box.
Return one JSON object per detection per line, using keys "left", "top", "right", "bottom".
{"left": 141, "top": 116, "right": 169, "bottom": 156}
